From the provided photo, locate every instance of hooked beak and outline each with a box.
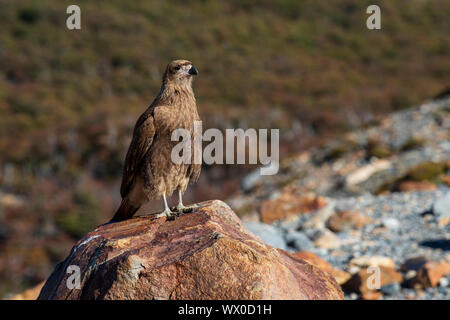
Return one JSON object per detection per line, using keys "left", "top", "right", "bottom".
{"left": 188, "top": 65, "right": 199, "bottom": 75}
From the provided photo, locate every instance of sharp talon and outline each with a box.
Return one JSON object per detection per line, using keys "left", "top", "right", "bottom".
{"left": 166, "top": 210, "right": 179, "bottom": 220}
{"left": 175, "top": 204, "right": 197, "bottom": 213}
{"left": 155, "top": 208, "right": 178, "bottom": 220}
{"left": 175, "top": 206, "right": 187, "bottom": 213}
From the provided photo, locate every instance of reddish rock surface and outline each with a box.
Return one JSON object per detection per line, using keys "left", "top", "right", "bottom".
{"left": 397, "top": 181, "right": 438, "bottom": 192}
{"left": 293, "top": 251, "right": 350, "bottom": 285}
{"left": 326, "top": 210, "right": 373, "bottom": 232}
{"left": 409, "top": 261, "right": 450, "bottom": 288}
{"left": 259, "top": 192, "right": 327, "bottom": 224}
{"left": 342, "top": 266, "right": 402, "bottom": 295}
{"left": 294, "top": 251, "right": 335, "bottom": 275}
{"left": 38, "top": 200, "right": 343, "bottom": 300}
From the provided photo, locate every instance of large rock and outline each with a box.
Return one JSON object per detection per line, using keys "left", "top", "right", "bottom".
{"left": 38, "top": 200, "right": 343, "bottom": 300}
{"left": 293, "top": 251, "right": 351, "bottom": 285}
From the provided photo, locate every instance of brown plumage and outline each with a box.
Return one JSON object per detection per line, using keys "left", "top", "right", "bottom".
{"left": 110, "top": 59, "right": 201, "bottom": 222}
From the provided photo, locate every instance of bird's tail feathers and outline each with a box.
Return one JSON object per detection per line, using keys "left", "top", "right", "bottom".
{"left": 110, "top": 198, "right": 140, "bottom": 222}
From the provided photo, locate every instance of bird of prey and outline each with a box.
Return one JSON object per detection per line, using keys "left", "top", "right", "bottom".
{"left": 110, "top": 59, "right": 201, "bottom": 222}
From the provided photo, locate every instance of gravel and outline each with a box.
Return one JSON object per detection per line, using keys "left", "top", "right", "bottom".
{"left": 285, "top": 231, "right": 314, "bottom": 251}
{"left": 245, "top": 188, "right": 450, "bottom": 300}
{"left": 433, "top": 192, "right": 450, "bottom": 223}
{"left": 381, "top": 283, "right": 401, "bottom": 295}
{"left": 244, "top": 221, "right": 288, "bottom": 251}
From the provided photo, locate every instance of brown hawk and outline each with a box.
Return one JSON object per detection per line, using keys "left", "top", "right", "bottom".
{"left": 110, "top": 60, "right": 201, "bottom": 221}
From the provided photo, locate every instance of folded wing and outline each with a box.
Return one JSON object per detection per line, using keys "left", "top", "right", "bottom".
{"left": 120, "top": 111, "right": 156, "bottom": 197}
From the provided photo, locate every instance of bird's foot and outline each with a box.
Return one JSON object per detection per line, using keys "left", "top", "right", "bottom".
{"left": 155, "top": 208, "right": 179, "bottom": 220}
{"left": 174, "top": 203, "right": 198, "bottom": 214}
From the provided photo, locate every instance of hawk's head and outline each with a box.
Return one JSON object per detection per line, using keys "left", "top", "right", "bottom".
{"left": 164, "top": 59, "right": 198, "bottom": 85}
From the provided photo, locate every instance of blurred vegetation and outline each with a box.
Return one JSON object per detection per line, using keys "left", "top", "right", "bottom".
{"left": 0, "top": 0, "right": 449, "bottom": 297}
{"left": 400, "top": 137, "right": 425, "bottom": 152}
{"left": 57, "top": 190, "right": 100, "bottom": 238}
{"left": 1, "top": 0, "right": 449, "bottom": 184}
{"left": 404, "top": 162, "right": 447, "bottom": 182}
{"left": 366, "top": 138, "right": 393, "bottom": 159}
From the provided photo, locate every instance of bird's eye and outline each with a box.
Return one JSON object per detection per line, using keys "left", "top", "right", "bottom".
{"left": 174, "top": 66, "right": 181, "bottom": 71}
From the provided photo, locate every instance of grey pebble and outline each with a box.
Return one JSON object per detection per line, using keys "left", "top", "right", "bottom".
{"left": 244, "top": 222, "right": 287, "bottom": 250}
{"left": 381, "top": 283, "right": 401, "bottom": 295}
{"left": 285, "top": 231, "right": 314, "bottom": 251}
{"left": 382, "top": 218, "right": 400, "bottom": 230}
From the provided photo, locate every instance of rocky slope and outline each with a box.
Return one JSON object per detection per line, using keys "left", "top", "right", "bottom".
{"left": 229, "top": 97, "right": 450, "bottom": 300}
{"left": 38, "top": 200, "right": 343, "bottom": 300}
